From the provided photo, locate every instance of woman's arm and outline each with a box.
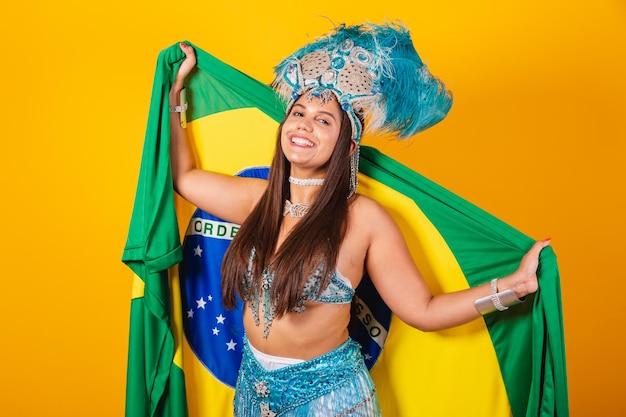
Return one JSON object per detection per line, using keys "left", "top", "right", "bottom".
{"left": 169, "top": 43, "right": 266, "bottom": 224}
{"left": 362, "top": 198, "right": 550, "bottom": 332}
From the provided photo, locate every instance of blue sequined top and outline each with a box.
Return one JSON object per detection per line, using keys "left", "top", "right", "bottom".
{"left": 244, "top": 247, "right": 356, "bottom": 337}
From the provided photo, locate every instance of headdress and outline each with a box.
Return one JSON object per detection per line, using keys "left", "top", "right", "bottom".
{"left": 272, "top": 22, "right": 453, "bottom": 142}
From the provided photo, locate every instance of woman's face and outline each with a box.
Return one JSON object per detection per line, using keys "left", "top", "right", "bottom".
{"left": 280, "top": 95, "right": 345, "bottom": 174}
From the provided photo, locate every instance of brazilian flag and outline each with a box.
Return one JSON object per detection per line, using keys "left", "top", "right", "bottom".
{"left": 122, "top": 42, "right": 569, "bottom": 417}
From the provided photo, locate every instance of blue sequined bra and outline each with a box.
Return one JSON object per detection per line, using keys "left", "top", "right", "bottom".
{"left": 243, "top": 247, "right": 355, "bottom": 337}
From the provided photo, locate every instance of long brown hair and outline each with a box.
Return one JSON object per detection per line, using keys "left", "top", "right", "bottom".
{"left": 221, "top": 108, "right": 355, "bottom": 317}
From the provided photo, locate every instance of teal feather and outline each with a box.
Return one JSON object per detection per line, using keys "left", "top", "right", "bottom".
{"left": 273, "top": 22, "right": 452, "bottom": 140}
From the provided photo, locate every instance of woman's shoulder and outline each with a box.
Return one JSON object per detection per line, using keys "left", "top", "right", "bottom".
{"left": 349, "top": 194, "right": 394, "bottom": 224}
{"left": 351, "top": 193, "right": 385, "bottom": 209}
{"left": 344, "top": 194, "right": 400, "bottom": 260}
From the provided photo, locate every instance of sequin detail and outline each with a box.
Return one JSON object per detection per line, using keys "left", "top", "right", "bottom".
{"left": 234, "top": 336, "right": 380, "bottom": 417}
{"left": 243, "top": 248, "right": 355, "bottom": 337}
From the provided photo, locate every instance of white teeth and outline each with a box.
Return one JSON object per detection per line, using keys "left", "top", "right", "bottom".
{"left": 291, "top": 137, "right": 314, "bottom": 147}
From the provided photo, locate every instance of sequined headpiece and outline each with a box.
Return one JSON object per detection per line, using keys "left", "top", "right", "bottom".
{"left": 273, "top": 22, "right": 453, "bottom": 142}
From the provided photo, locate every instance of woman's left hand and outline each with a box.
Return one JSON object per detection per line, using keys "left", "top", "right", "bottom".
{"left": 502, "top": 238, "right": 551, "bottom": 298}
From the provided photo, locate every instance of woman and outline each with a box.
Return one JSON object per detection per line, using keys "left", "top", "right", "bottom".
{"left": 169, "top": 24, "right": 550, "bottom": 417}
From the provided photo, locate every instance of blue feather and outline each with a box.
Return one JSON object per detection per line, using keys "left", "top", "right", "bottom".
{"left": 272, "top": 22, "right": 452, "bottom": 141}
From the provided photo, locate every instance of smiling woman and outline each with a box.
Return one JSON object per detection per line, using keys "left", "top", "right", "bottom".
{"left": 161, "top": 22, "right": 551, "bottom": 417}
{"left": 280, "top": 98, "right": 346, "bottom": 182}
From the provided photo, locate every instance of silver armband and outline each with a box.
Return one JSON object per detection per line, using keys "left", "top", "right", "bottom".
{"left": 169, "top": 103, "right": 188, "bottom": 113}
{"left": 474, "top": 278, "right": 525, "bottom": 315}
{"left": 169, "top": 87, "right": 187, "bottom": 128}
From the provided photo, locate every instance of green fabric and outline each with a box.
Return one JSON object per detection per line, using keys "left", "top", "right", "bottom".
{"left": 185, "top": 49, "right": 284, "bottom": 122}
{"left": 125, "top": 296, "right": 188, "bottom": 417}
{"left": 122, "top": 45, "right": 187, "bottom": 417}
{"left": 360, "top": 147, "right": 568, "bottom": 417}
{"left": 122, "top": 46, "right": 184, "bottom": 275}
{"left": 121, "top": 41, "right": 283, "bottom": 417}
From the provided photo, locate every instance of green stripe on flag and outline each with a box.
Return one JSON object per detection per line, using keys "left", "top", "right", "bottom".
{"left": 125, "top": 290, "right": 187, "bottom": 417}
{"left": 187, "top": 42, "right": 284, "bottom": 123}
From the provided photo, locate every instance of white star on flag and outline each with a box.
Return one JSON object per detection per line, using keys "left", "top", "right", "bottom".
{"left": 193, "top": 245, "right": 203, "bottom": 256}
{"left": 226, "top": 339, "right": 237, "bottom": 351}
{"left": 196, "top": 297, "right": 207, "bottom": 309}
{"left": 187, "top": 309, "right": 194, "bottom": 318}
{"left": 216, "top": 314, "right": 226, "bottom": 324}
{"left": 212, "top": 327, "right": 220, "bottom": 335}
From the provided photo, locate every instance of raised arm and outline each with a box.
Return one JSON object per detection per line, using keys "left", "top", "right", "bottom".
{"left": 169, "top": 43, "right": 267, "bottom": 224}
{"left": 362, "top": 198, "right": 550, "bottom": 332}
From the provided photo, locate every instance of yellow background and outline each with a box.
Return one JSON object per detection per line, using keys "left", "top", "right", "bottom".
{"left": 1, "top": 1, "right": 624, "bottom": 416}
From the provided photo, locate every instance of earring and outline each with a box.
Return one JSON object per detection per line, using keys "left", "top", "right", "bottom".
{"left": 349, "top": 145, "right": 360, "bottom": 198}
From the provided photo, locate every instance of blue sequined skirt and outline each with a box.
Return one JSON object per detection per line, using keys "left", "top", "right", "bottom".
{"left": 234, "top": 336, "right": 381, "bottom": 416}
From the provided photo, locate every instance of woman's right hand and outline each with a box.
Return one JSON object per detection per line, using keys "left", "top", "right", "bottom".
{"left": 173, "top": 43, "right": 197, "bottom": 90}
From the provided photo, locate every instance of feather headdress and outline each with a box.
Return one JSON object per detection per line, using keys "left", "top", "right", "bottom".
{"left": 273, "top": 22, "right": 453, "bottom": 141}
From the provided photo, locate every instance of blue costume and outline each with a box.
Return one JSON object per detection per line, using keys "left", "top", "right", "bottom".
{"left": 243, "top": 247, "right": 357, "bottom": 337}
{"left": 234, "top": 336, "right": 380, "bottom": 416}
{"left": 234, "top": 248, "right": 381, "bottom": 416}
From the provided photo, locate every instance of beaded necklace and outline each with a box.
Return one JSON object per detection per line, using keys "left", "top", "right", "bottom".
{"left": 288, "top": 176, "right": 324, "bottom": 186}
